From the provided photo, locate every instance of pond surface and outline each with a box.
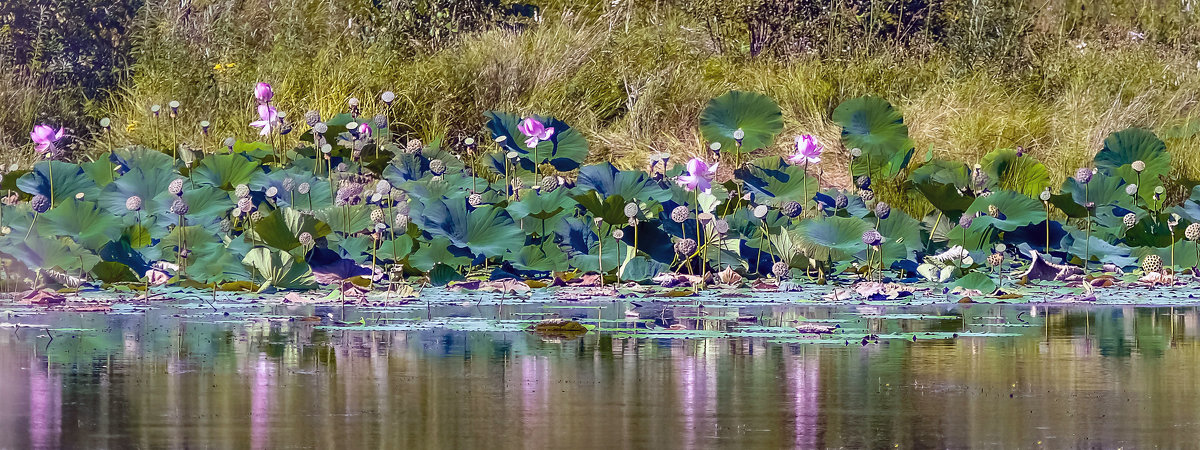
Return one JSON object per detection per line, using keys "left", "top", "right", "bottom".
{"left": 2, "top": 295, "right": 1200, "bottom": 448}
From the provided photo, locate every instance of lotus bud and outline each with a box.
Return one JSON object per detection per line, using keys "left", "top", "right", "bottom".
{"left": 875, "top": 202, "right": 890, "bottom": 219}
{"left": 297, "top": 182, "right": 311, "bottom": 195}
{"left": 429, "top": 159, "right": 446, "bottom": 176}
{"left": 613, "top": 229, "right": 625, "bottom": 240}
{"left": 772, "top": 261, "right": 790, "bottom": 279}
{"left": 371, "top": 208, "right": 385, "bottom": 223}
{"left": 674, "top": 238, "right": 697, "bottom": 257}
{"left": 298, "top": 232, "right": 314, "bottom": 247}
{"left": 670, "top": 205, "right": 690, "bottom": 223}
{"left": 169, "top": 198, "right": 189, "bottom": 215}
{"left": 540, "top": 176, "right": 559, "bottom": 192}
{"left": 266, "top": 186, "right": 279, "bottom": 198}
{"left": 235, "top": 184, "right": 250, "bottom": 198}
{"left": 31, "top": 195, "right": 50, "bottom": 213}
{"left": 624, "top": 202, "right": 639, "bottom": 218}
{"left": 861, "top": 229, "right": 883, "bottom": 246}
{"left": 125, "top": 195, "right": 143, "bottom": 212}
{"left": 468, "top": 193, "right": 483, "bottom": 206}
{"left": 1132, "top": 160, "right": 1146, "bottom": 173}
{"left": 835, "top": 193, "right": 849, "bottom": 209}
{"left": 752, "top": 205, "right": 768, "bottom": 219}
{"left": 781, "top": 201, "right": 802, "bottom": 218}
{"left": 1074, "top": 168, "right": 1092, "bottom": 184}
{"left": 1123, "top": 213, "right": 1137, "bottom": 228}
{"left": 1186, "top": 223, "right": 1200, "bottom": 241}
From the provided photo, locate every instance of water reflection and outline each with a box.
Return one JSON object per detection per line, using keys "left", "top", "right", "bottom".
{"left": 2, "top": 305, "right": 1200, "bottom": 447}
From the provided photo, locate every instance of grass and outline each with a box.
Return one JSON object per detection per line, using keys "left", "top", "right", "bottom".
{"left": 5, "top": 0, "right": 1200, "bottom": 210}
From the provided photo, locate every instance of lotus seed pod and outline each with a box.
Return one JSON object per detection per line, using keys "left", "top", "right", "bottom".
{"left": 987, "top": 204, "right": 999, "bottom": 217}
{"left": 405, "top": 139, "right": 423, "bottom": 154}
{"left": 235, "top": 184, "right": 250, "bottom": 198}
{"left": 468, "top": 193, "right": 483, "bottom": 206}
{"left": 511, "top": 178, "right": 524, "bottom": 190}
{"left": 987, "top": 252, "right": 1003, "bottom": 267}
{"left": 168, "top": 178, "right": 184, "bottom": 196}
{"left": 429, "top": 159, "right": 446, "bottom": 175}
{"left": 1141, "top": 254, "right": 1163, "bottom": 274}
{"left": 1155, "top": 186, "right": 1165, "bottom": 195}
{"left": 780, "top": 201, "right": 801, "bottom": 218}
{"left": 540, "top": 176, "right": 559, "bottom": 192}
{"left": 623, "top": 202, "right": 639, "bottom": 218}
{"left": 732, "top": 128, "right": 745, "bottom": 141}
{"left": 859, "top": 190, "right": 874, "bottom": 203}
{"left": 395, "top": 199, "right": 410, "bottom": 215}
{"left": 971, "top": 170, "right": 990, "bottom": 189}
{"left": 389, "top": 188, "right": 404, "bottom": 200}
{"left": 312, "top": 123, "right": 328, "bottom": 134}
{"left": 336, "top": 163, "right": 348, "bottom": 173}
{"left": 772, "top": 261, "right": 790, "bottom": 279}
{"left": 1125, "top": 184, "right": 1138, "bottom": 196}
{"left": 125, "top": 195, "right": 143, "bottom": 212}
{"left": 1074, "top": 168, "right": 1092, "bottom": 184}
{"left": 627, "top": 217, "right": 639, "bottom": 227}
{"left": 371, "top": 208, "right": 385, "bottom": 223}
{"left": 298, "top": 232, "right": 314, "bottom": 247}
{"left": 670, "top": 205, "right": 690, "bottom": 223}
{"left": 348, "top": 97, "right": 360, "bottom": 108}
{"left": 1132, "top": 160, "right": 1146, "bottom": 173}
{"left": 612, "top": 229, "right": 625, "bottom": 240}
{"left": 297, "top": 182, "right": 311, "bottom": 195}
{"left": 373, "top": 114, "right": 388, "bottom": 129}
{"left": 219, "top": 218, "right": 231, "bottom": 233}
{"left": 31, "top": 195, "right": 50, "bottom": 213}
{"left": 302, "top": 110, "right": 321, "bottom": 127}
{"left": 169, "top": 198, "right": 189, "bottom": 215}
{"left": 856, "top": 175, "right": 871, "bottom": 190}
{"left": 861, "top": 229, "right": 883, "bottom": 246}
{"left": 237, "top": 197, "right": 253, "bottom": 213}
{"left": 714, "top": 219, "right": 730, "bottom": 235}
{"left": 835, "top": 193, "right": 849, "bottom": 209}
{"left": 674, "top": 238, "right": 697, "bottom": 257}
{"left": 1123, "top": 213, "right": 1137, "bottom": 228}
{"left": 280, "top": 123, "right": 293, "bottom": 136}
{"left": 266, "top": 186, "right": 279, "bottom": 198}
{"left": 1187, "top": 223, "right": 1200, "bottom": 241}
{"left": 752, "top": 204, "right": 768, "bottom": 219}
{"left": 1169, "top": 213, "right": 1180, "bottom": 230}
{"left": 1039, "top": 189, "right": 1052, "bottom": 202}
{"left": 850, "top": 148, "right": 863, "bottom": 157}
{"left": 958, "top": 214, "right": 974, "bottom": 229}
{"left": 875, "top": 202, "right": 890, "bottom": 219}
{"left": 394, "top": 213, "right": 409, "bottom": 229}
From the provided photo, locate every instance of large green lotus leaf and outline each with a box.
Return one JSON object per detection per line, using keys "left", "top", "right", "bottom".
{"left": 428, "top": 263, "right": 465, "bottom": 286}
{"left": 965, "top": 190, "right": 1042, "bottom": 232}
{"left": 619, "top": 256, "right": 668, "bottom": 282}
{"left": 150, "top": 186, "right": 234, "bottom": 228}
{"left": 698, "top": 90, "right": 783, "bottom": 152}
{"left": 0, "top": 235, "right": 99, "bottom": 273}
{"left": 507, "top": 189, "right": 576, "bottom": 223}
{"left": 511, "top": 242, "right": 569, "bottom": 273}
{"left": 576, "top": 162, "right": 672, "bottom": 203}
{"left": 877, "top": 208, "right": 924, "bottom": 255}
{"left": 833, "top": 96, "right": 915, "bottom": 177}
{"left": 157, "top": 225, "right": 222, "bottom": 266}
{"left": 909, "top": 159, "right": 973, "bottom": 216}
{"left": 481, "top": 150, "right": 538, "bottom": 184}
{"left": 402, "top": 172, "right": 478, "bottom": 203}
{"left": 81, "top": 157, "right": 118, "bottom": 187}
{"left": 796, "top": 216, "right": 871, "bottom": 262}
{"left": 1131, "top": 241, "right": 1200, "bottom": 269}
{"left": 980, "top": 148, "right": 1050, "bottom": 197}
{"left": 484, "top": 111, "right": 589, "bottom": 171}
{"left": 1060, "top": 227, "right": 1136, "bottom": 267}
{"left": 16, "top": 161, "right": 99, "bottom": 206}
{"left": 242, "top": 247, "right": 316, "bottom": 292}
{"left": 1122, "top": 212, "right": 1176, "bottom": 248}
{"left": 317, "top": 205, "right": 373, "bottom": 235}
{"left": 193, "top": 152, "right": 262, "bottom": 190}
{"left": 332, "top": 235, "right": 373, "bottom": 264}
{"left": 187, "top": 247, "right": 251, "bottom": 285}
{"left": 376, "top": 236, "right": 415, "bottom": 261}
{"left": 572, "top": 192, "right": 629, "bottom": 227}
{"left": 951, "top": 272, "right": 996, "bottom": 293}
{"left": 39, "top": 199, "right": 122, "bottom": 251}
{"left": 411, "top": 198, "right": 524, "bottom": 258}
{"left": 90, "top": 261, "right": 140, "bottom": 283}
{"left": 736, "top": 156, "right": 818, "bottom": 207}
{"left": 409, "top": 236, "right": 471, "bottom": 272}
{"left": 248, "top": 208, "right": 333, "bottom": 252}
{"left": 111, "top": 146, "right": 175, "bottom": 174}
{"left": 568, "top": 234, "right": 622, "bottom": 273}
{"left": 1094, "top": 127, "right": 1169, "bottom": 204}
{"left": 99, "top": 167, "right": 179, "bottom": 219}
{"left": 1049, "top": 171, "right": 1132, "bottom": 219}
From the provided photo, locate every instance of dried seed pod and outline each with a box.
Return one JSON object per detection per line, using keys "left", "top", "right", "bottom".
{"left": 394, "top": 213, "right": 409, "bottom": 229}
{"left": 1131, "top": 160, "right": 1146, "bottom": 173}
{"left": 468, "top": 193, "right": 483, "bottom": 207}
{"left": 612, "top": 229, "right": 625, "bottom": 240}
{"left": 987, "top": 252, "right": 1003, "bottom": 267}
{"left": 282, "top": 178, "right": 295, "bottom": 192}
{"left": 772, "top": 261, "right": 790, "bottom": 279}
{"left": 859, "top": 190, "right": 873, "bottom": 203}
{"left": 169, "top": 198, "right": 189, "bottom": 215}
{"left": 713, "top": 219, "right": 730, "bottom": 235}
{"left": 304, "top": 110, "right": 321, "bottom": 126}
{"left": 429, "top": 159, "right": 446, "bottom": 175}
{"left": 670, "top": 205, "right": 690, "bottom": 223}
{"left": 297, "top": 182, "right": 311, "bottom": 195}
{"left": 1186, "top": 223, "right": 1200, "bottom": 241}
{"left": 298, "top": 232, "right": 314, "bottom": 247}
{"left": 1141, "top": 254, "right": 1162, "bottom": 273}
{"left": 674, "top": 238, "right": 697, "bottom": 257}
{"left": 371, "top": 208, "right": 385, "bottom": 223}
{"left": 266, "top": 186, "right": 279, "bottom": 198}
{"left": 405, "top": 139, "right": 423, "bottom": 154}
{"left": 125, "top": 195, "right": 143, "bottom": 212}
{"left": 861, "top": 229, "right": 883, "bottom": 246}
{"left": 781, "top": 201, "right": 802, "bottom": 218}
{"left": 31, "top": 195, "right": 50, "bottom": 213}
{"left": 1074, "top": 168, "right": 1092, "bottom": 184}
{"left": 168, "top": 178, "right": 184, "bottom": 196}
{"left": 874, "top": 202, "right": 890, "bottom": 220}
{"left": 1123, "top": 213, "right": 1137, "bottom": 229}
{"left": 540, "top": 176, "right": 559, "bottom": 192}
{"left": 235, "top": 184, "right": 250, "bottom": 198}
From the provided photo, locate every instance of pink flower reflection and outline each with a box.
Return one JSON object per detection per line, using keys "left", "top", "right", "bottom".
{"left": 29, "top": 361, "right": 62, "bottom": 449}
{"left": 250, "top": 354, "right": 274, "bottom": 450}
{"left": 787, "top": 354, "right": 819, "bottom": 448}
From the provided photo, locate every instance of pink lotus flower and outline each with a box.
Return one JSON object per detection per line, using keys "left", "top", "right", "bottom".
{"left": 788, "top": 135, "right": 822, "bottom": 165}
{"left": 254, "top": 82, "right": 273, "bottom": 103}
{"left": 676, "top": 158, "right": 719, "bottom": 193}
{"left": 357, "top": 122, "right": 372, "bottom": 138}
{"left": 249, "top": 104, "right": 279, "bottom": 136}
{"left": 30, "top": 125, "right": 64, "bottom": 154}
{"left": 517, "top": 117, "right": 554, "bottom": 149}
{"left": 144, "top": 269, "right": 170, "bottom": 286}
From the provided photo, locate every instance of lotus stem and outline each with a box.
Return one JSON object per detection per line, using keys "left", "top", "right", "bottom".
{"left": 1084, "top": 183, "right": 1090, "bottom": 273}
{"left": 1044, "top": 202, "right": 1050, "bottom": 254}
{"left": 48, "top": 162, "right": 54, "bottom": 205}
{"left": 928, "top": 211, "right": 942, "bottom": 249}
{"left": 23, "top": 213, "right": 37, "bottom": 241}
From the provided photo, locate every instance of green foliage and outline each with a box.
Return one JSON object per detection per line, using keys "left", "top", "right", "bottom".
{"left": 698, "top": 90, "right": 784, "bottom": 152}
{"left": 833, "top": 96, "right": 915, "bottom": 178}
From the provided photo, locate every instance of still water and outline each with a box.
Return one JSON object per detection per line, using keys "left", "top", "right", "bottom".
{"left": 2, "top": 300, "right": 1199, "bottom": 448}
